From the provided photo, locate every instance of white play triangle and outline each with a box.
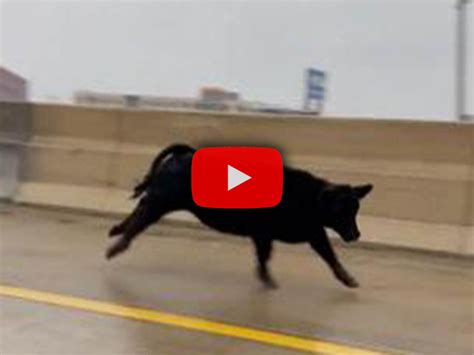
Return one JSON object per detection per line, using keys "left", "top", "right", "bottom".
{"left": 227, "top": 165, "right": 252, "bottom": 191}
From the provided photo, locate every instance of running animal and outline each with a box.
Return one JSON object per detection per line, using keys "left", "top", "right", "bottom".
{"left": 107, "top": 144, "right": 373, "bottom": 289}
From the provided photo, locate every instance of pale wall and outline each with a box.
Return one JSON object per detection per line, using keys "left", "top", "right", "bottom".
{"left": 1, "top": 102, "right": 473, "bottom": 254}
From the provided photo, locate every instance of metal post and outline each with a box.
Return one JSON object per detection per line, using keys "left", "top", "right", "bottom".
{"left": 455, "top": 0, "right": 470, "bottom": 121}
{"left": 303, "top": 69, "right": 309, "bottom": 111}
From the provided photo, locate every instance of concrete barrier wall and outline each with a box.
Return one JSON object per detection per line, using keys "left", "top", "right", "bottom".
{"left": 0, "top": 103, "right": 31, "bottom": 198}
{"left": 1, "top": 102, "right": 473, "bottom": 254}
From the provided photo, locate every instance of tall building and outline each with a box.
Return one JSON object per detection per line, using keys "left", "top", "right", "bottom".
{"left": 0, "top": 67, "right": 28, "bottom": 102}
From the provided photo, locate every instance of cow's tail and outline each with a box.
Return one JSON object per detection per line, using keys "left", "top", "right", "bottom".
{"left": 131, "top": 143, "right": 195, "bottom": 199}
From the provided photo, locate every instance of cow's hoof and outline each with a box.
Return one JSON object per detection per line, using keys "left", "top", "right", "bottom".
{"left": 334, "top": 268, "right": 359, "bottom": 288}
{"left": 257, "top": 270, "right": 279, "bottom": 290}
{"left": 339, "top": 274, "right": 359, "bottom": 288}
{"left": 343, "top": 277, "right": 359, "bottom": 288}
{"left": 263, "top": 279, "right": 279, "bottom": 290}
{"left": 106, "top": 240, "right": 129, "bottom": 259}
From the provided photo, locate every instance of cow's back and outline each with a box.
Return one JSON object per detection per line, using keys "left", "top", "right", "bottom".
{"left": 189, "top": 167, "right": 327, "bottom": 239}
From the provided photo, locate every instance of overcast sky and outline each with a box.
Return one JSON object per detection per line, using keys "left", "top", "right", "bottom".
{"left": 1, "top": 0, "right": 473, "bottom": 120}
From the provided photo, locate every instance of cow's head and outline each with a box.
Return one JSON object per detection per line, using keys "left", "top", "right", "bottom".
{"left": 320, "top": 184, "right": 373, "bottom": 242}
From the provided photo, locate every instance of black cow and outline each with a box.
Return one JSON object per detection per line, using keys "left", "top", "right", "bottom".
{"left": 107, "top": 144, "right": 373, "bottom": 289}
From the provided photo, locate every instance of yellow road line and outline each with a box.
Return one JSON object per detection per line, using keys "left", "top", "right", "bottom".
{"left": 0, "top": 285, "right": 386, "bottom": 355}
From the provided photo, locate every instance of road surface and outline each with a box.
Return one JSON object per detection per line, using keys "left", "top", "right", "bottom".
{"left": 1, "top": 205, "right": 472, "bottom": 354}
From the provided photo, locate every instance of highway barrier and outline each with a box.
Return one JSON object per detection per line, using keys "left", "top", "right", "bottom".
{"left": 1, "top": 102, "right": 472, "bottom": 254}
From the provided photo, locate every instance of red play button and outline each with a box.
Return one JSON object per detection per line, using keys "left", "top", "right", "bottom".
{"left": 191, "top": 147, "right": 283, "bottom": 208}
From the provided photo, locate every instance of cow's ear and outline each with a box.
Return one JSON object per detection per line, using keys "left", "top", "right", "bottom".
{"left": 353, "top": 184, "right": 373, "bottom": 199}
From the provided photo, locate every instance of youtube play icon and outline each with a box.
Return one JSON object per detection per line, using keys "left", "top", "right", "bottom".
{"left": 191, "top": 147, "right": 283, "bottom": 208}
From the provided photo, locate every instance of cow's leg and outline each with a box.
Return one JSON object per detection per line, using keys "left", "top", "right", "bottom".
{"left": 109, "top": 190, "right": 159, "bottom": 238}
{"left": 252, "top": 236, "right": 278, "bottom": 289}
{"left": 106, "top": 195, "right": 168, "bottom": 259}
{"left": 109, "top": 213, "right": 134, "bottom": 238}
{"left": 309, "top": 231, "right": 359, "bottom": 288}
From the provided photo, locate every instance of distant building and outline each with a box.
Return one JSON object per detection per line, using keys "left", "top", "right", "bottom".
{"left": 0, "top": 67, "right": 28, "bottom": 102}
{"left": 196, "top": 86, "right": 239, "bottom": 111}
{"left": 200, "top": 86, "right": 239, "bottom": 101}
{"left": 74, "top": 87, "right": 298, "bottom": 114}
{"left": 74, "top": 91, "right": 197, "bottom": 110}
